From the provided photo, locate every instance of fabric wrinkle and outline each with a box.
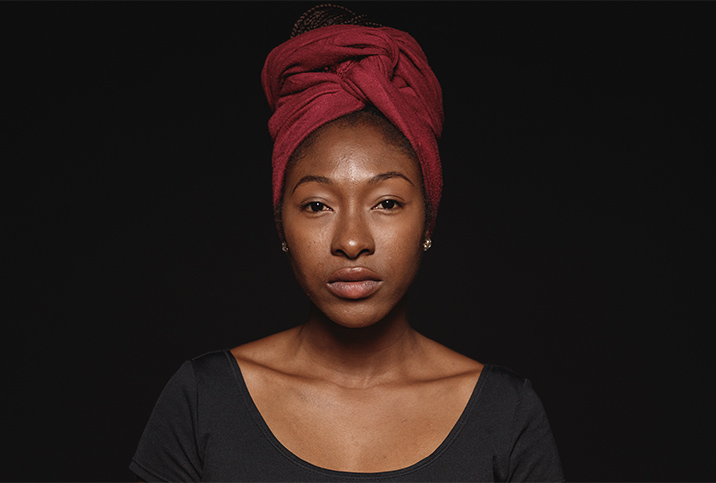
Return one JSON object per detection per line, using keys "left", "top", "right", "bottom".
{"left": 261, "top": 24, "right": 444, "bottom": 229}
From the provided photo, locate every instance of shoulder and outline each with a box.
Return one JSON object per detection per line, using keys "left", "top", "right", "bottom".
{"left": 465, "top": 366, "right": 564, "bottom": 481}
{"left": 478, "top": 365, "right": 546, "bottom": 412}
{"left": 148, "top": 350, "right": 236, "bottom": 393}
{"left": 147, "top": 350, "right": 236, "bottom": 407}
{"left": 484, "top": 367, "right": 564, "bottom": 480}
{"left": 475, "top": 365, "right": 557, "bottom": 451}
{"left": 188, "top": 349, "right": 235, "bottom": 376}
{"left": 482, "top": 365, "right": 529, "bottom": 393}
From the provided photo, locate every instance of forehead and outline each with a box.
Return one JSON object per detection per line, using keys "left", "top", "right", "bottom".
{"left": 287, "top": 122, "right": 422, "bottom": 183}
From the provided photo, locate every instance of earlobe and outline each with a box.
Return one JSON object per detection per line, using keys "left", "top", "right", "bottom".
{"left": 422, "top": 228, "right": 432, "bottom": 251}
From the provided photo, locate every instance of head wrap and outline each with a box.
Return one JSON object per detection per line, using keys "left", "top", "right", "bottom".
{"left": 261, "top": 24, "right": 444, "bottom": 228}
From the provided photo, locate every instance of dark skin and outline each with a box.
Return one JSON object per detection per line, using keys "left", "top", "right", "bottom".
{"left": 231, "top": 121, "right": 483, "bottom": 473}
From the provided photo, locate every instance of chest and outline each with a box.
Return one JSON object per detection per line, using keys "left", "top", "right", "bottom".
{"left": 247, "top": 379, "right": 475, "bottom": 473}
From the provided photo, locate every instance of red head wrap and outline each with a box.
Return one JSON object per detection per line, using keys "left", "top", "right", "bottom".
{"left": 261, "top": 24, "right": 444, "bottom": 229}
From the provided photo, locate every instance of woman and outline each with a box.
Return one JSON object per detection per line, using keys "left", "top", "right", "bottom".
{"left": 130, "top": 5, "right": 563, "bottom": 481}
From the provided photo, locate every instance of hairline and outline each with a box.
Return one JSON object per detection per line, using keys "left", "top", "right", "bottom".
{"left": 275, "top": 108, "right": 431, "bottom": 238}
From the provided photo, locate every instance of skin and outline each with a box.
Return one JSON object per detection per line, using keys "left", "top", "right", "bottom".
{"left": 232, "top": 120, "right": 483, "bottom": 473}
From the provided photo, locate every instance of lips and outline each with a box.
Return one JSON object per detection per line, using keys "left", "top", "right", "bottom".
{"left": 327, "top": 267, "right": 383, "bottom": 300}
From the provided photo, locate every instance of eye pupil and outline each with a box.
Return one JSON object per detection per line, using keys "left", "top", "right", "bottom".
{"left": 310, "top": 202, "right": 324, "bottom": 212}
{"left": 382, "top": 200, "right": 396, "bottom": 209}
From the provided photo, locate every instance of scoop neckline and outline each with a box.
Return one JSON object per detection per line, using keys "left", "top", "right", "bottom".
{"left": 223, "top": 349, "right": 489, "bottom": 479}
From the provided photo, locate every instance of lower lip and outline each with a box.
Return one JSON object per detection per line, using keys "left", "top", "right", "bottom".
{"left": 327, "top": 280, "right": 382, "bottom": 300}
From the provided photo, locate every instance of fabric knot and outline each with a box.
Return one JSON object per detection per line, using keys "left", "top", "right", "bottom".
{"left": 261, "top": 24, "right": 444, "bottom": 230}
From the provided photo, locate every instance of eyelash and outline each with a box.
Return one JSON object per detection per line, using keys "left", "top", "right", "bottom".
{"left": 300, "top": 199, "right": 404, "bottom": 213}
{"left": 374, "top": 199, "right": 403, "bottom": 211}
{"left": 302, "top": 201, "right": 329, "bottom": 213}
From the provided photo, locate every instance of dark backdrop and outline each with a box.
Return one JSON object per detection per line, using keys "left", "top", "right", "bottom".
{"left": 3, "top": 2, "right": 713, "bottom": 481}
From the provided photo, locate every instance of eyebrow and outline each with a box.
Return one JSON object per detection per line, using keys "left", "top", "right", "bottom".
{"left": 369, "top": 171, "right": 414, "bottom": 186}
{"left": 292, "top": 171, "right": 414, "bottom": 193}
{"left": 291, "top": 175, "right": 332, "bottom": 193}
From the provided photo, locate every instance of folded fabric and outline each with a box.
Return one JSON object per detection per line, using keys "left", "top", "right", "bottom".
{"left": 262, "top": 24, "right": 444, "bottom": 227}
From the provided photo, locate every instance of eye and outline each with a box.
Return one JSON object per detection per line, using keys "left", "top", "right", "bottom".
{"left": 374, "top": 199, "right": 403, "bottom": 211}
{"left": 303, "top": 201, "right": 328, "bottom": 212}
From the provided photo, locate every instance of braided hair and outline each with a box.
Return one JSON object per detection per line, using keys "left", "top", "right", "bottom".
{"left": 290, "top": 4, "right": 383, "bottom": 38}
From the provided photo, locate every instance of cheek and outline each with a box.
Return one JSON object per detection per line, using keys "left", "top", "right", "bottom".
{"left": 286, "top": 234, "right": 330, "bottom": 293}
{"left": 283, "top": 205, "right": 325, "bottom": 250}
{"left": 380, "top": 226, "right": 424, "bottom": 281}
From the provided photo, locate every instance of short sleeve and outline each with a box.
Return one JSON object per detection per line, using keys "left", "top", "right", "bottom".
{"left": 130, "top": 361, "right": 203, "bottom": 482}
{"left": 507, "top": 379, "right": 564, "bottom": 482}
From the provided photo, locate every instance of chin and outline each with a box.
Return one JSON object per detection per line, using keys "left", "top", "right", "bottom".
{"left": 330, "top": 316, "right": 385, "bottom": 330}
{"left": 314, "top": 298, "right": 403, "bottom": 330}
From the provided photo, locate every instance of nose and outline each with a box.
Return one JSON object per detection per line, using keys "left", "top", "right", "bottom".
{"left": 331, "top": 208, "right": 375, "bottom": 259}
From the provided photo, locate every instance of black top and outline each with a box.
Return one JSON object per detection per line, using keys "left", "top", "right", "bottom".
{"left": 131, "top": 350, "right": 563, "bottom": 482}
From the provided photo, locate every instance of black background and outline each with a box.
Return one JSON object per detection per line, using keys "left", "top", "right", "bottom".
{"left": 3, "top": 1, "right": 714, "bottom": 481}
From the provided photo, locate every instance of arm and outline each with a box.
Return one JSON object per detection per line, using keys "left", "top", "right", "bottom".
{"left": 507, "top": 379, "right": 564, "bottom": 482}
{"left": 130, "top": 361, "right": 203, "bottom": 482}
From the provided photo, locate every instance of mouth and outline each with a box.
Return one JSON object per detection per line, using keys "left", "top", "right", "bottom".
{"left": 327, "top": 267, "right": 383, "bottom": 300}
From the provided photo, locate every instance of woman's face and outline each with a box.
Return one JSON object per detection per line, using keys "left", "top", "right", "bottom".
{"left": 281, "top": 120, "right": 428, "bottom": 329}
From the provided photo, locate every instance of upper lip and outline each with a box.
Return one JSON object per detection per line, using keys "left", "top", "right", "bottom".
{"left": 328, "top": 267, "right": 382, "bottom": 283}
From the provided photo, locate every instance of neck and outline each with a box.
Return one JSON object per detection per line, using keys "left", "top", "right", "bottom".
{"left": 293, "top": 298, "right": 419, "bottom": 387}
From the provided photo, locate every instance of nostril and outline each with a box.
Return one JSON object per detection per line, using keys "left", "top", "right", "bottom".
{"left": 335, "top": 248, "right": 372, "bottom": 260}
{"left": 333, "top": 242, "right": 374, "bottom": 259}
{"left": 331, "top": 216, "right": 375, "bottom": 258}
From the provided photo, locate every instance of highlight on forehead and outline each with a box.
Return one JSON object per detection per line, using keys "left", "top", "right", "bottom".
{"left": 288, "top": 107, "right": 419, "bottom": 170}
{"left": 275, "top": 106, "right": 431, "bottom": 236}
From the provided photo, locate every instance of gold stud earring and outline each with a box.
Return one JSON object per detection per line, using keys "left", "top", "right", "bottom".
{"left": 422, "top": 238, "right": 432, "bottom": 251}
{"left": 281, "top": 241, "right": 289, "bottom": 253}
